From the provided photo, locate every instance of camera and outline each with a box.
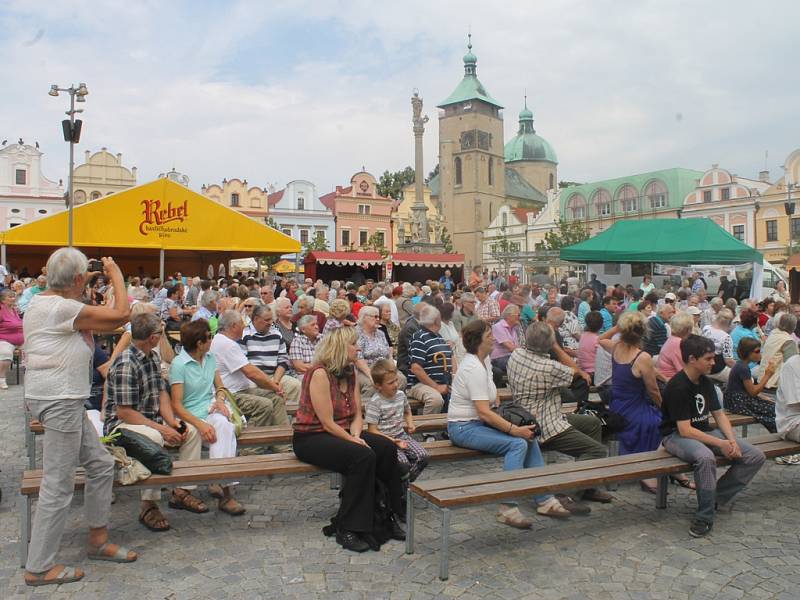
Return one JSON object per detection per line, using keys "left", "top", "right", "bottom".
{"left": 88, "top": 259, "right": 104, "bottom": 272}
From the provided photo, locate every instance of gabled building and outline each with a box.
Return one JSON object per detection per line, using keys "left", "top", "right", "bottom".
{"left": 0, "top": 139, "right": 64, "bottom": 230}
{"left": 482, "top": 205, "right": 538, "bottom": 275}
{"left": 73, "top": 147, "right": 137, "bottom": 203}
{"left": 320, "top": 171, "right": 394, "bottom": 251}
{"left": 201, "top": 178, "right": 269, "bottom": 222}
{"left": 268, "top": 180, "right": 336, "bottom": 256}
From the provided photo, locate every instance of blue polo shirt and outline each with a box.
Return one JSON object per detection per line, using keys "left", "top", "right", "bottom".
{"left": 169, "top": 349, "right": 217, "bottom": 420}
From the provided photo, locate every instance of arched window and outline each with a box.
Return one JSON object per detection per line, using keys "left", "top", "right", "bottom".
{"left": 549, "top": 173, "right": 555, "bottom": 190}
{"left": 616, "top": 184, "right": 638, "bottom": 213}
{"left": 567, "top": 194, "right": 587, "bottom": 220}
{"left": 74, "top": 190, "right": 86, "bottom": 204}
{"left": 591, "top": 189, "right": 612, "bottom": 217}
{"left": 297, "top": 197, "right": 305, "bottom": 210}
{"left": 454, "top": 157, "right": 462, "bottom": 185}
{"left": 90, "top": 191, "right": 101, "bottom": 201}
{"left": 644, "top": 180, "right": 668, "bottom": 209}
{"left": 501, "top": 211, "right": 507, "bottom": 227}
{"left": 488, "top": 158, "right": 494, "bottom": 186}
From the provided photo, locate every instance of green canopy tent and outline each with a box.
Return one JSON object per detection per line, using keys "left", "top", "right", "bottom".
{"left": 559, "top": 218, "right": 764, "bottom": 296}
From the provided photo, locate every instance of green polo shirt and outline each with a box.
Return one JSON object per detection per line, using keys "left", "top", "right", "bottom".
{"left": 169, "top": 349, "right": 217, "bottom": 420}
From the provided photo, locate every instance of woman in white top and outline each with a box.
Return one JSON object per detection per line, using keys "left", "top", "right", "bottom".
{"left": 23, "top": 249, "right": 135, "bottom": 587}
{"left": 640, "top": 275, "right": 655, "bottom": 295}
{"left": 447, "top": 319, "right": 569, "bottom": 529}
{"left": 437, "top": 302, "right": 464, "bottom": 364}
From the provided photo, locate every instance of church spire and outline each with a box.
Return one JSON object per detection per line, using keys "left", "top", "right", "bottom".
{"left": 463, "top": 33, "right": 477, "bottom": 76}
{"left": 518, "top": 93, "right": 535, "bottom": 134}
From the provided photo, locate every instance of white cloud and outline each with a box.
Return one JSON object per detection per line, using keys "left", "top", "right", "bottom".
{"left": 1, "top": 0, "right": 798, "bottom": 198}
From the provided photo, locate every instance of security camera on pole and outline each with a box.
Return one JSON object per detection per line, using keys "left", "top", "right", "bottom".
{"left": 48, "top": 83, "right": 88, "bottom": 247}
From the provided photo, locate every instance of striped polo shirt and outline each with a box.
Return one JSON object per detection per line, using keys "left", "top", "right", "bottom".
{"left": 407, "top": 326, "right": 453, "bottom": 386}
{"left": 242, "top": 326, "right": 290, "bottom": 376}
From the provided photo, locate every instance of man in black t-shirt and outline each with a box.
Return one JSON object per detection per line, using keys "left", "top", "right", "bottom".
{"left": 661, "top": 335, "right": 766, "bottom": 538}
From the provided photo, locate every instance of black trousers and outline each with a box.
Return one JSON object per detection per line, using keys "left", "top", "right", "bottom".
{"left": 293, "top": 430, "right": 404, "bottom": 533}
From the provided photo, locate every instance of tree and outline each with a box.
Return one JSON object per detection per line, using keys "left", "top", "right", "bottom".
{"left": 426, "top": 164, "right": 439, "bottom": 184}
{"left": 260, "top": 216, "right": 285, "bottom": 270}
{"left": 302, "top": 233, "right": 329, "bottom": 258}
{"left": 440, "top": 226, "right": 453, "bottom": 253}
{"left": 377, "top": 166, "right": 415, "bottom": 200}
{"left": 543, "top": 218, "right": 590, "bottom": 250}
{"left": 491, "top": 226, "right": 515, "bottom": 275}
{"left": 361, "top": 232, "right": 389, "bottom": 257}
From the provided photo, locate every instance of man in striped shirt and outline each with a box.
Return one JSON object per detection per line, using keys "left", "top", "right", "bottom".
{"left": 407, "top": 304, "right": 453, "bottom": 414}
{"left": 241, "top": 304, "right": 301, "bottom": 405}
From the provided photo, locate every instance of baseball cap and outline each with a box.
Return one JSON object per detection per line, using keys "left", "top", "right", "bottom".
{"left": 686, "top": 306, "right": 702, "bottom": 315}
{"left": 664, "top": 292, "right": 677, "bottom": 301}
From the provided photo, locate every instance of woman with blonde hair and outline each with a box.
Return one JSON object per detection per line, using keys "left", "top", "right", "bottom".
{"left": 322, "top": 298, "right": 354, "bottom": 335}
{"left": 292, "top": 326, "right": 405, "bottom": 553}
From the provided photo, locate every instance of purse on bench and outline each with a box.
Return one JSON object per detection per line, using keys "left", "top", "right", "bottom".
{"left": 491, "top": 401, "right": 540, "bottom": 436}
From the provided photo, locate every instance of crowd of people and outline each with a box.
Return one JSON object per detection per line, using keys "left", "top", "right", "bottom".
{"left": 15, "top": 252, "right": 800, "bottom": 585}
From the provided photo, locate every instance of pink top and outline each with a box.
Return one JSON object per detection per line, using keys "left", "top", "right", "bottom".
{"left": 577, "top": 332, "right": 599, "bottom": 373}
{"left": 490, "top": 319, "right": 519, "bottom": 360}
{"left": 656, "top": 335, "right": 684, "bottom": 380}
{"left": 0, "top": 304, "right": 23, "bottom": 346}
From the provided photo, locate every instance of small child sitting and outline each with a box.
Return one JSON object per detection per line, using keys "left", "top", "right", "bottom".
{"left": 365, "top": 359, "right": 429, "bottom": 481}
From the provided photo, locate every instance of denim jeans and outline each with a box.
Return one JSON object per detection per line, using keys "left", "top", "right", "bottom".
{"left": 448, "top": 419, "right": 553, "bottom": 505}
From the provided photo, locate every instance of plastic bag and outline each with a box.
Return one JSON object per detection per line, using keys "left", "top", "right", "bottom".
{"left": 106, "top": 445, "right": 151, "bottom": 485}
{"left": 112, "top": 429, "right": 173, "bottom": 475}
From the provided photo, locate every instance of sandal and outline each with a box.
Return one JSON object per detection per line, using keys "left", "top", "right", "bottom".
{"left": 496, "top": 505, "right": 533, "bottom": 529}
{"left": 670, "top": 475, "right": 697, "bottom": 490}
{"left": 25, "top": 565, "right": 84, "bottom": 587}
{"left": 139, "top": 504, "right": 170, "bottom": 532}
{"left": 536, "top": 498, "right": 571, "bottom": 519}
{"left": 87, "top": 541, "right": 137, "bottom": 563}
{"left": 208, "top": 483, "right": 224, "bottom": 499}
{"left": 168, "top": 490, "right": 209, "bottom": 514}
{"left": 218, "top": 497, "right": 246, "bottom": 516}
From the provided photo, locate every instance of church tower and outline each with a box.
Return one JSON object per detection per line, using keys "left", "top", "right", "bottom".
{"left": 438, "top": 36, "right": 506, "bottom": 269}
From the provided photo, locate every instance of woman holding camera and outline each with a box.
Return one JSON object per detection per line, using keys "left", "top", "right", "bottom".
{"left": 447, "top": 319, "right": 569, "bottom": 529}
{"left": 23, "top": 249, "right": 133, "bottom": 586}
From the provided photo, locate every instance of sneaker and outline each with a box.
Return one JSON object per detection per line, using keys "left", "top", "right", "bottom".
{"left": 335, "top": 530, "right": 370, "bottom": 553}
{"left": 0, "top": 378, "right": 7, "bottom": 390}
{"left": 689, "top": 519, "right": 713, "bottom": 538}
{"left": 496, "top": 505, "right": 534, "bottom": 529}
{"left": 775, "top": 454, "right": 800, "bottom": 465}
{"left": 554, "top": 494, "right": 591, "bottom": 515}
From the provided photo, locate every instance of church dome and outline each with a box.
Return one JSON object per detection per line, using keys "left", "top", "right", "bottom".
{"left": 504, "top": 101, "right": 557, "bottom": 164}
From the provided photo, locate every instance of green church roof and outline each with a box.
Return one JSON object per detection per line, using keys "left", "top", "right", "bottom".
{"left": 504, "top": 100, "right": 558, "bottom": 164}
{"left": 505, "top": 167, "right": 546, "bottom": 205}
{"left": 438, "top": 37, "right": 503, "bottom": 109}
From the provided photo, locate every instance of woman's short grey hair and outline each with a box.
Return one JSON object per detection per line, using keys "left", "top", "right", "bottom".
{"left": 714, "top": 309, "right": 733, "bottom": 328}
{"left": 297, "top": 314, "right": 317, "bottom": 330}
{"left": 670, "top": 312, "right": 695, "bottom": 337}
{"left": 201, "top": 290, "right": 220, "bottom": 308}
{"left": 526, "top": 321, "right": 554, "bottom": 354}
{"left": 131, "top": 287, "right": 149, "bottom": 302}
{"left": 402, "top": 283, "right": 415, "bottom": 298}
{"left": 710, "top": 297, "right": 724, "bottom": 308}
{"left": 217, "top": 309, "right": 244, "bottom": 332}
{"left": 418, "top": 304, "right": 441, "bottom": 327}
{"left": 299, "top": 295, "right": 316, "bottom": 310}
{"left": 0, "top": 289, "right": 15, "bottom": 303}
{"left": 130, "top": 312, "right": 162, "bottom": 341}
{"left": 777, "top": 312, "right": 798, "bottom": 334}
{"left": 357, "top": 305, "right": 379, "bottom": 326}
{"left": 502, "top": 304, "right": 520, "bottom": 319}
{"left": 46, "top": 247, "right": 88, "bottom": 291}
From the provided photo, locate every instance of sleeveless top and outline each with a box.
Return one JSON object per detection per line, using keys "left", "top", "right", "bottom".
{"left": 293, "top": 364, "right": 356, "bottom": 433}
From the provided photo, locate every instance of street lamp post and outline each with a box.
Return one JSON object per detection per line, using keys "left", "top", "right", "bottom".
{"left": 48, "top": 83, "right": 88, "bottom": 247}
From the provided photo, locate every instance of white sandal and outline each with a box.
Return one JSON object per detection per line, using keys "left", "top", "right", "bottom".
{"left": 536, "top": 497, "right": 571, "bottom": 519}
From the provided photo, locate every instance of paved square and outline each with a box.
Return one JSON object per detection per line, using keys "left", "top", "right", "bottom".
{"left": 2, "top": 384, "right": 799, "bottom": 599}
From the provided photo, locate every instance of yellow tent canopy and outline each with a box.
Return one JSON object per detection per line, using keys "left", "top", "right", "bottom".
{"left": 273, "top": 259, "right": 300, "bottom": 273}
{"left": 1, "top": 179, "right": 300, "bottom": 278}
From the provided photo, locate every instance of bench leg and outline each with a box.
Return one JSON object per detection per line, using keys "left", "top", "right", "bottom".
{"left": 24, "top": 411, "right": 35, "bottom": 470}
{"left": 656, "top": 475, "right": 668, "bottom": 509}
{"left": 19, "top": 495, "right": 31, "bottom": 568}
{"left": 439, "top": 508, "right": 451, "bottom": 581}
{"left": 405, "top": 487, "right": 415, "bottom": 555}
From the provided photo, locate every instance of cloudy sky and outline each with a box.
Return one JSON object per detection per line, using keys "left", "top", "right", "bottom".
{"left": 3, "top": 0, "right": 799, "bottom": 196}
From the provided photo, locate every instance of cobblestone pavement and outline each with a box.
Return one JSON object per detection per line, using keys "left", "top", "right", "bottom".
{"left": 2, "top": 383, "right": 800, "bottom": 599}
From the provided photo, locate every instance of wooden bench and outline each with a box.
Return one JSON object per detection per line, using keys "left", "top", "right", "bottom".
{"left": 406, "top": 433, "right": 800, "bottom": 580}
{"left": 18, "top": 440, "right": 482, "bottom": 567}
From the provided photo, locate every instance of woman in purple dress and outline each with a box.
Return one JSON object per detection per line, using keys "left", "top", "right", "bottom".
{"left": 609, "top": 312, "right": 665, "bottom": 493}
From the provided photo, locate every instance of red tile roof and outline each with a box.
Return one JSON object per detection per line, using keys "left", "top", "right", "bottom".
{"left": 267, "top": 189, "right": 284, "bottom": 207}
{"left": 512, "top": 207, "right": 539, "bottom": 224}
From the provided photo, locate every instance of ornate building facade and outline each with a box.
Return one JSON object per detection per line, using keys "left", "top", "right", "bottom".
{"left": 268, "top": 180, "right": 336, "bottom": 258}
{"left": 320, "top": 171, "right": 394, "bottom": 251}
{"left": 0, "top": 140, "right": 64, "bottom": 230}
{"left": 72, "top": 147, "right": 137, "bottom": 203}
{"left": 201, "top": 178, "right": 270, "bottom": 222}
